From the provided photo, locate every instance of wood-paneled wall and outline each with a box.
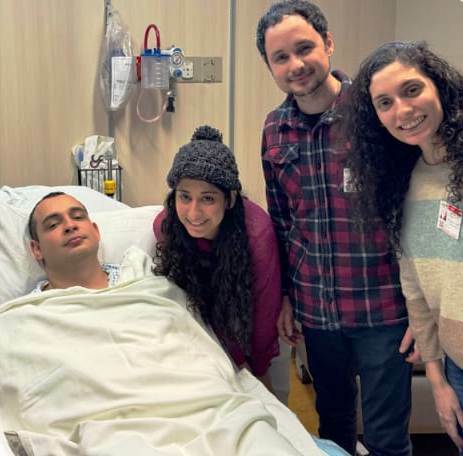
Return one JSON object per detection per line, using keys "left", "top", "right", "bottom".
{"left": 1, "top": 0, "right": 397, "bottom": 207}
{"left": 0, "top": 0, "right": 106, "bottom": 187}
{"left": 396, "top": 0, "right": 463, "bottom": 72}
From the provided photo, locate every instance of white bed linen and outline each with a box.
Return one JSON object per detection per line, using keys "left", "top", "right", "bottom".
{"left": 0, "top": 418, "right": 14, "bottom": 456}
{"left": 0, "top": 247, "right": 326, "bottom": 456}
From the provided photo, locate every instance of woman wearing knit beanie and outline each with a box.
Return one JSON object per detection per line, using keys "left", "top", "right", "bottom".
{"left": 153, "top": 125, "right": 282, "bottom": 388}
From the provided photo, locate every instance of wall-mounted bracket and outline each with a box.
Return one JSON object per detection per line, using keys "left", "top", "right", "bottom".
{"left": 176, "top": 57, "right": 222, "bottom": 83}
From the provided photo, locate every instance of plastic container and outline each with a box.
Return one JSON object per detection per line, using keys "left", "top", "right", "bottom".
{"left": 141, "top": 55, "right": 170, "bottom": 89}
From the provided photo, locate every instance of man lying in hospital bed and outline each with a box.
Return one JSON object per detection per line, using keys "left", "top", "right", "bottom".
{"left": 0, "top": 185, "right": 347, "bottom": 456}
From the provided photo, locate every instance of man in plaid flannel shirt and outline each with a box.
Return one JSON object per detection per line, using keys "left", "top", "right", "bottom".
{"left": 256, "top": 2, "right": 418, "bottom": 455}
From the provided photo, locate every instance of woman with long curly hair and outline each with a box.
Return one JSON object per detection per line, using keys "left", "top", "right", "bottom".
{"left": 347, "top": 41, "right": 463, "bottom": 452}
{"left": 153, "top": 125, "right": 281, "bottom": 388}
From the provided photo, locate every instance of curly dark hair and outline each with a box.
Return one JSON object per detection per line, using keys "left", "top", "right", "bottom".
{"left": 256, "top": 0, "right": 328, "bottom": 65}
{"left": 346, "top": 41, "right": 463, "bottom": 252}
{"left": 153, "top": 189, "right": 253, "bottom": 353}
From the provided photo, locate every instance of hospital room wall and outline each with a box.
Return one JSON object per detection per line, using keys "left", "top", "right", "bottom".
{"left": 0, "top": 0, "right": 107, "bottom": 188}
{"left": 108, "top": 0, "right": 230, "bottom": 206}
{"left": 3, "top": 1, "right": 459, "bottom": 208}
{"left": 395, "top": 0, "right": 463, "bottom": 73}
{"left": 110, "top": 0, "right": 397, "bottom": 207}
{"left": 0, "top": 0, "right": 230, "bottom": 207}
{"left": 0, "top": 0, "right": 395, "bottom": 207}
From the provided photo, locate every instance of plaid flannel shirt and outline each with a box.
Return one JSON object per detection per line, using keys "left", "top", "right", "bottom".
{"left": 261, "top": 71, "right": 407, "bottom": 330}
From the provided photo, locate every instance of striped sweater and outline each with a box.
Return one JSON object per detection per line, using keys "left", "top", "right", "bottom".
{"left": 400, "top": 157, "right": 463, "bottom": 368}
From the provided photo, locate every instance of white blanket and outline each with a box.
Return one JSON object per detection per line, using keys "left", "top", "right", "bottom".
{"left": 0, "top": 248, "right": 325, "bottom": 456}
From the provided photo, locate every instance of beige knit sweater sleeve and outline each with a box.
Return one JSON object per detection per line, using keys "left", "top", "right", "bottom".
{"left": 399, "top": 255, "right": 444, "bottom": 362}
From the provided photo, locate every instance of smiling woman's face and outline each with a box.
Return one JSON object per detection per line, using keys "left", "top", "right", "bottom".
{"left": 369, "top": 60, "right": 443, "bottom": 153}
{"left": 175, "top": 178, "right": 228, "bottom": 240}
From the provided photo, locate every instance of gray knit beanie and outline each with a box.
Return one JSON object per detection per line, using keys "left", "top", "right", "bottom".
{"left": 167, "top": 125, "right": 241, "bottom": 191}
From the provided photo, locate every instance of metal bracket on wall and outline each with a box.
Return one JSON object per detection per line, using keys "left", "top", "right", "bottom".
{"left": 176, "top": 57, "right": 223, "bottom": 83}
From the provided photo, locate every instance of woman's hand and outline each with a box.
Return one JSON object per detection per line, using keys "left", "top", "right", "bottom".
{"left": 398, "top": 326, "right": 421, "bottom": 364}
{"left": 429, "top": 367, "right": 463, "bottom": 450}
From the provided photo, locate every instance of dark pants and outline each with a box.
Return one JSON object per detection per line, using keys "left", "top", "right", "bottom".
{"left": 303, "top": 323, "right": 412, "bottom": 456}
{"left": 445, "top": 356, "right": 463, "bottom": 455}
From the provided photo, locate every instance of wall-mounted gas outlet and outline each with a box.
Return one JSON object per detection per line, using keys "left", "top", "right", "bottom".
{"left": 180, "top": 60, "right": 194, "bottom": 80}
{"left": 177, "top": 57, "right": 222, "bottom": 83}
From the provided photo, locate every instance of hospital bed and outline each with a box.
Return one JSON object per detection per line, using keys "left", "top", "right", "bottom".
{"left": 0, "top": 185, "right": 348, "bottom": 456}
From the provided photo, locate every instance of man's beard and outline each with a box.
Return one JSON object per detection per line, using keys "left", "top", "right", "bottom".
{"left": 291, "top": 67, "right": 330, "bottom": 98}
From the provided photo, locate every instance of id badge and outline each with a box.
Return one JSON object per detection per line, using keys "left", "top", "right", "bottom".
{"left": 437, "top": 200, "right": 462, "bottom": 240}
{"left": 343, "top": 167, "right": 355, "bottom": 193}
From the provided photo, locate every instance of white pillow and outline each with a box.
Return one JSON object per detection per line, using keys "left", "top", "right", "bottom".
{"left": 0, "top": 185, "right": 128, "bottom": 212}
{"left": 95, "top": 205, "right": 162, "bottom": 264}
{"left": 0, "top": 202, "right": 40, "bottom": 303}
{"left": 0, "top": 201, "right": 163, "bottom": 303}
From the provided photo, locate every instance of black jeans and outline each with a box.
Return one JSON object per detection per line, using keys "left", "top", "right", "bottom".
{"left": 303, "top": 323, "right": 412, "bottom": 456}
{"left": 445, "top": 356, "right": 463, "bottom": 455}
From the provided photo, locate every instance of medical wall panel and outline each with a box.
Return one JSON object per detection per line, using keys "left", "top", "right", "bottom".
{"left": 111, "top": 0, "right": 230, "bottom": 206}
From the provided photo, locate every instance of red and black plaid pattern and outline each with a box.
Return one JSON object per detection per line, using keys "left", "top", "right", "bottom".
{"left": 261, "top": 71, "right": 407, "bottom": 330}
